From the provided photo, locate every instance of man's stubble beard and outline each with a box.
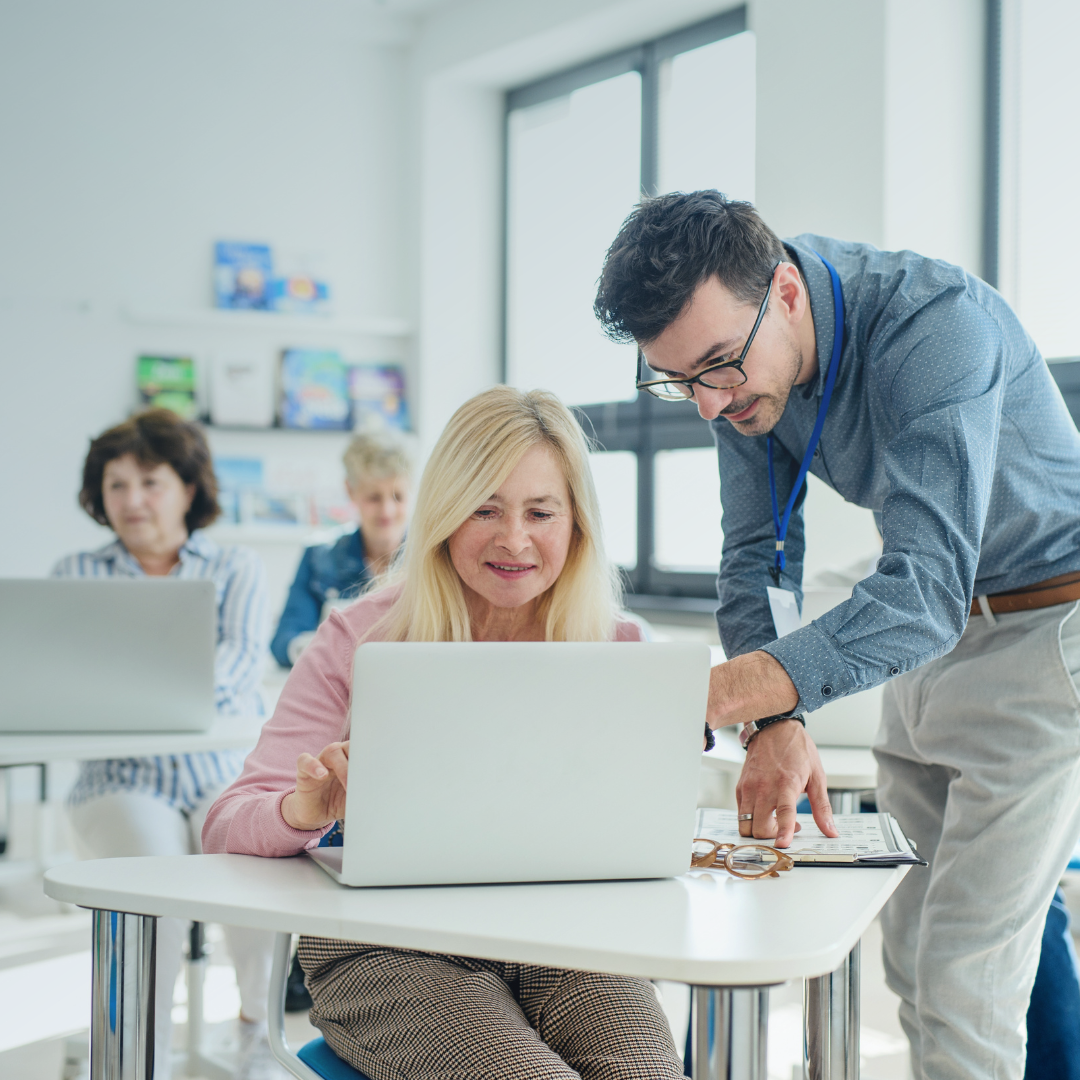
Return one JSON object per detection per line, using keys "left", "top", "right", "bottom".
{"left": 724, "top": 337, "right": 805, "bottom": 437}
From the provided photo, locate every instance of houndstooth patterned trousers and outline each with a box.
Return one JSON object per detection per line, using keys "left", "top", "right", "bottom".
{"left": 298, "top": 936, "right": 684, "bottom": 1080}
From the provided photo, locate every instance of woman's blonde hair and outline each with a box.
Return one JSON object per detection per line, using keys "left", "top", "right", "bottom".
{"left": 371, "top": 386, "right": 620, "bottom": 643}
{"left": 342, "top": 433, "right": 412, "bottom": 488}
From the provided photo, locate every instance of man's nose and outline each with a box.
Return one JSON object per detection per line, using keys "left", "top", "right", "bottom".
{"left": 694, "top": 385, "right": 737, "bottom": 421}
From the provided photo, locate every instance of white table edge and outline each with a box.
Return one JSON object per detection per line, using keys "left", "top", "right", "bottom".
{"left": 44, "top": 856, "right": 908, "bottom": 987}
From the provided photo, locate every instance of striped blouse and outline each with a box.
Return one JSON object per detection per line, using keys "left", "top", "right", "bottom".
{"left": 52, "top": 531, "right": 269, "bottom": 811}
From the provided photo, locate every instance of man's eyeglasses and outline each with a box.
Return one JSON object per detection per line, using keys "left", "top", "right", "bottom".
{"left": 636, "top": 262, "right": 781, "bottom": 402}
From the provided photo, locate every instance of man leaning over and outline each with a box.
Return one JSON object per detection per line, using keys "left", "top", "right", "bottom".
{"left": 593, "top": 190, "right": 1080, "bottom": 1080}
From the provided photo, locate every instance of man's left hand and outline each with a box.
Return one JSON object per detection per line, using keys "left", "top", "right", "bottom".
{"left": 736, "top": 721, "right": 837, "bottom": 847}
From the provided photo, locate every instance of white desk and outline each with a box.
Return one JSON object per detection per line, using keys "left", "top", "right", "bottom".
{"left": 703, "top": 730, "right": 878, "bottom": 813}
{"left": 0, "top": 715, "right": 266, "bottom": 767}
{"left": 45, "top": 853, "right": 908, "bottom": 1080}
{"left": 2, "top": 719, "right": 265, "bottom": 1080}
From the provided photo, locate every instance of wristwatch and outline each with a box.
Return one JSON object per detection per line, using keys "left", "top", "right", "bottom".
{"left": 739, "top": 712, "right": 805, "bottom": 750}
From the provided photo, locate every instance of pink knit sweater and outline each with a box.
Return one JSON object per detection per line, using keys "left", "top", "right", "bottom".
{"left": 201, "top": 586, "right": 646, "bottom": 857}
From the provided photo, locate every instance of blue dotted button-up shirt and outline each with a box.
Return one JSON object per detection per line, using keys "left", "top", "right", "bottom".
{"left": 714, "top": 235, "right": 1080, "bottom": 713}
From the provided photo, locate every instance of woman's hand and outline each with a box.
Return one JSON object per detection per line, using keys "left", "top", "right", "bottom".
{"left": 281, "top": 741, "right": 349, "bottom": 832}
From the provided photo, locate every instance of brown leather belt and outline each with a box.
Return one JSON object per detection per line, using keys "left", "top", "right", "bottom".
{"left": 970, "top": 571, "right": 1080, "bottom": 617}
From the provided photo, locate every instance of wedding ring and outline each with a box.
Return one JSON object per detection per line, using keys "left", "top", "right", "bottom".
{"left": 738, "top": 813, "right": 754, "bottom": 821}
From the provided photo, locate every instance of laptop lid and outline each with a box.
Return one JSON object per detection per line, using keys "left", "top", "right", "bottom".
{"left": 0, "top": 579, "right": 216, "bottom": 733}
{"left": 328, "top": 641, "right": 709, "bottom": 887}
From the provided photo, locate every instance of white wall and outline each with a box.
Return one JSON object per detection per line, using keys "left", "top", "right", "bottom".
{"left": 752, "top": 0, "right": 985, "bottom": 272}
{"left": 752, "top": 1, "right": 888, "bottom": 245}
{"left": 0, "top": 0, "right": 412, "bottom": 576}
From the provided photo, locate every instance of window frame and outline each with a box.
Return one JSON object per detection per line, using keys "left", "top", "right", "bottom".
{"left": 502, "top": 7, "right": 748, "bottom": 601}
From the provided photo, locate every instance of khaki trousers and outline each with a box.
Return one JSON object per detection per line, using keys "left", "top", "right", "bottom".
{"left": 876, "top": 601, "right": 1080, "bottom": 1080}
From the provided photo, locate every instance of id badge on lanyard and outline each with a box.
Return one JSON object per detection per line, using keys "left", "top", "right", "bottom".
{"left": 765, "top": 253, "right": 845, "bottom": 639}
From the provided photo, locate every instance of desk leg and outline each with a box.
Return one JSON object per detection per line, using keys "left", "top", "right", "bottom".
{"left": 803, "top": 941, "right": 860, "bottom": 1080}
{"left": 827, "top": 791, "right": 870, "bottom": 815}
{"left": 91, "top": 909, "right": 157, "bottom": 1080}
{"left": 691, "top": 985, "right": 769, "bottom": 1079}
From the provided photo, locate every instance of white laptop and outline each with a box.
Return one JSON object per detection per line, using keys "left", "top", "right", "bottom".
{"left": 0, "top": 579, "right": 216, "bottom": 733}
{"left": 308, "top": 641, "right": 710, "bottom": 887}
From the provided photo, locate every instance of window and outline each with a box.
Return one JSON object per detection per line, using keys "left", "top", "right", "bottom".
{"left": 504, "top": 8, "right": 753, "bottom": 598}
{"left": 653, "top": 448, "right": 724, "bottom": 573}
{"left": 589, "top": 450, "right": 638, "bottom": 570}
{"left": 506, "top": 75, "right": 641, "bottom": 408}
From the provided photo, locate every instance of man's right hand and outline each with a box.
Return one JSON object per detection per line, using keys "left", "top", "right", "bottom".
{"left": 281, "top": 740, "right": 349, "bottom": 831}
{"left": 735, "top": 721, "right": 836, "bottom": 848}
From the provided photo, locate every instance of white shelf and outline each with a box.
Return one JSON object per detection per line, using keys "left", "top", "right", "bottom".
{"left": 123, "top": 306, "right": 411, "bottom": 338}
{"left": 207, "top": 523, "right": 348, "bottom": 546}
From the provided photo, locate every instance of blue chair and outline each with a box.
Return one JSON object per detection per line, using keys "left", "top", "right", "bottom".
{"left": 1069, "top": 835, "right": 1080, "bottom": 872}
{"left": 267, "top": 930, "right": 372, "bottom": 1080}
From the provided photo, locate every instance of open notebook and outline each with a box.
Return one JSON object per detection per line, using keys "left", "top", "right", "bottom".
{"left": 695, "top": 808, "right": 925, "bottom": 868}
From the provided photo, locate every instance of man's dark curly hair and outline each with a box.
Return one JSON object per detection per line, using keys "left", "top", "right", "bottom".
{"left": 79, "top": 408, "right": 220, "bottom": 533}
{"left": 594, "top": 190, "right": 787, "bottom": 346}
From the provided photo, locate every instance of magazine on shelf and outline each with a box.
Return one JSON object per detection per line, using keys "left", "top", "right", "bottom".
{"left": 209, "top": 353, "right": 275, "bottom": 428}
{"left": 694, "top": 808, "right": 924, "bottom": 868}
{"left": 280, "top": 349, "right": 351, "bottom": 430}
{"left": 136, "top": 355, "right": 197, "bottom": 420}
{"left": 349, "top": 363, "right": 410, "bottom": 432}
{"left": 214, "top": 241, "right": 273, "bottom": 310}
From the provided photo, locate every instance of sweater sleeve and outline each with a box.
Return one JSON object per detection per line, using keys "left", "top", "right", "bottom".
{"left": 201, "top": 607, "right": 359, "bottom": 856}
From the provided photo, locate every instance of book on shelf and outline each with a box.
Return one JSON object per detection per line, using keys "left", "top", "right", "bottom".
{"left": 136, "top": 355, "right": 197, "bottom": 420}
{"left": 209, "top": 353, "right": 275, "bottom": 428}
{"left": 269, "top": 274, "right": 331, "bottom": 315}
{"left": 214, "top": 241, "right": 273, "bottom": 310}
{"left": 349, "top": 363, "right": 410, "bottom": 433}
{"left": 280, "top": 349, "right": 351, "bottom": 430}
{"left": 244, "top": 491, "right": 308, "bottom": 526}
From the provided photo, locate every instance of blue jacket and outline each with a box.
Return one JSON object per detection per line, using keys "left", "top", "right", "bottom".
{"left": 270, "top": 530, "right": 372, "bottom": 667}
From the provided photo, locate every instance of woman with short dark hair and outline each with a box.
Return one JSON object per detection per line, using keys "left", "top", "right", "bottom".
{"left": 55, "top": 408, "right": 275, "bottom": 1080}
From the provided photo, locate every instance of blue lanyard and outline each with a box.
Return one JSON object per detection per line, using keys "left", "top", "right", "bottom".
{"left": 767, "top": 252, "right": 845, "bottom": 586}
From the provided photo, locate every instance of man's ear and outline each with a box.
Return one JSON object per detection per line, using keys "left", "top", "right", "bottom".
{"left": 773, "top": 262, "right": 808, "bottom": 325}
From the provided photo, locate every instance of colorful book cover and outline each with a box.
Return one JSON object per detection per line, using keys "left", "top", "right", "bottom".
{"left": 214, "top": 241, "right": 273, "bottom": 310}
{"left": 269, "top": 275, "right": 331, "bottom": 315}
{"left": 136, "top": 356, "right": 197, "bottom": 419}
{"left": 280, "top": 349, "right": 351, "bottom": 430}
{"left": 348, "top": 364, "right": 410, "bottom": 432}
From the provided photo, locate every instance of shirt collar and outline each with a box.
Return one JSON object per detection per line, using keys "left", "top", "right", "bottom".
{"left": 96, "top": 537, "right": 143, "bottom": 576}
{"left": 783, "top": 239, "right": 836, "bottom": 400}
{"left": 100, "top": 529, "right": 217, "bottom": 575}
{"left": 180, "top": 529, "right": 217, "bottom": 562}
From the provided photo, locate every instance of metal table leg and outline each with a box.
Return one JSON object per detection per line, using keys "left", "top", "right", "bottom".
{"left": 185, "top": 922, "right": 232, "bottom": 1080}
{"left": 827, "top": 790, "right": 870, "bottom": 815}
{"left": 803, "top": 941, "right": 860, "bottom": 1080}
{"left": 91, "top": 909, "right": 157, "bottom": 1080}
{"left": 691, "top": 985, "right": 770, "bottom": 1079}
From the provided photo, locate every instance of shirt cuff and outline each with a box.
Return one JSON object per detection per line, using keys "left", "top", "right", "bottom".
{"left": 760, "top": 622, "right": 858, "bottom": 713}
{"left": 275, "top": 789, "right": 334, "bottom": 848}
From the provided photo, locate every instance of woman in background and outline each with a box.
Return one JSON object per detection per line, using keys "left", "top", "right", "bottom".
{"left": 270, "top": 433, "right": 411, "bottom": 667}
{"left": 55, "top": 408, "right": 278, "bottom": 1080}
{"left": 204, "top": 387, "right": 682, "bottom": 1080}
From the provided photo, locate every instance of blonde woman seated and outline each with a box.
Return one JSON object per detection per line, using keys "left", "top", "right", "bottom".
{"left": 203, "top": 387, "right": 683, "bottom": 1080}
